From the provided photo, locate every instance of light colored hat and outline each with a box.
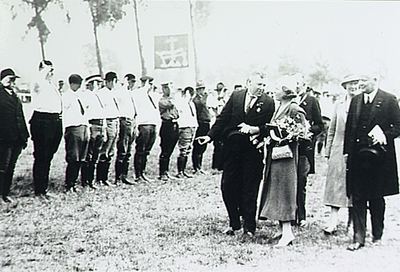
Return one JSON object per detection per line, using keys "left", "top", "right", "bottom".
{"left": 341, "top": 74, "right": 360, "bottom": 87}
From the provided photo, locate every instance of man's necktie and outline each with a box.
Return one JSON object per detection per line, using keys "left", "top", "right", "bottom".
{"left": 95, "top": 94, "right": 104, "bottom": 108}
{"left": 189, "top": 101, "right": 195, "bottom": 116}
{"left": 77, "top": 98, "right": 85, "bottom": 115}
{"left": 246, "top": 96, "right": 257, "bottom": 113}
{"left": 113, "top": 97, "right": 120, "bottom": 111}
{"left": 148, "top": 94, "right": 157, "bottom": 109}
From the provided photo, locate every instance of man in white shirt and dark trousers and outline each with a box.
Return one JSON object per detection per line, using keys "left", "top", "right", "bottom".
{"left": 132, "top": 76, "right": 160, "bottom": 182}
{"left": 96, "top": 72, "right": 120, "bottom": 186}
{"left": 80, "top": 74, "right": 106, "bottom": 189}
{"left": 30, "top": 60, "right": 63, "bottom": 199}
{"left": 175, "top": 86, "right": 198, "bottom": 178}
{"left": 114, "top": 74, "right": 137, "bottom": 185}
{"left": 63, "top": 74, "right": 89, "bottom": 192}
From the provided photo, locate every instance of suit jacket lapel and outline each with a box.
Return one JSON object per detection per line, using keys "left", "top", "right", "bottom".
{"left": 353, "top": 95, "right": 363, "bottom": 125}
{"left": 368, "top": 90, "right": 382, "bottom": 125}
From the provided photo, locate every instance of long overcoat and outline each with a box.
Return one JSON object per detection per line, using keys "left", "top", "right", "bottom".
{"left": 344, "top": 89, "right": 400, "bottom": 199}
{"left": 324, "top": 97, "right": 350, "bottom": 207}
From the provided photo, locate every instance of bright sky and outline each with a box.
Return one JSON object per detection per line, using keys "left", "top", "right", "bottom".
{"left": 1, "top": 1, "right": 400, "bottom": 93}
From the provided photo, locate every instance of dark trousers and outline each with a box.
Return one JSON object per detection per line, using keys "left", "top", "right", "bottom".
{"left": 352, "top": 197, "right": 385, "bottom": 245}
{"left": 296, "top": 155, "right": 310, "bottom": 223}
{"left": 0, "top": 141, "right": 24, "bottom": 198}
{"left": 212, "top": 140, "right": 224, "bottom": 170}
{"left": 115, "top": 117, "right": 135, "bottom": 180}
{"left": 221, "top": 148, "right": 264, "bottom": 233}
{"left": 81, "top": 123, "right": 104, "bottom": 184}
{"left": 159, "top": 121, "right": 179, "bottom": 176}
{"left": 134, "top": 124, "right": 156, "bottom": 177}
{"left": 192, "top": 122, "right": 210, "bottom": 171}
{"left": 64, "top": 125, "right": 89, "bottom": 189}
{"left": 30, "top": 111, "right": 63, "bottom": 196}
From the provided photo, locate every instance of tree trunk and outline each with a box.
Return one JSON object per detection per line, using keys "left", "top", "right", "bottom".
{"left": 133, "top": 0, "right": 147, "bottom": 77}
{"left": 93, "top": 22, "right": 103, "bottom": 77}
{"left": 189, "top": 0, "right": 200, "bottom": 82}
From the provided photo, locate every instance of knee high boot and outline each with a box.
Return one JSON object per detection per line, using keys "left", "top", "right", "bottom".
{"left": 81, "top": 162, "right": 89, "bottom": 186}
{"left": 134, "top": 153, "right": 143, "bottom": 178}
{"left": 0, "top": 172, "right": 10, "bottom": 199}
{"left": 115, "top": 161, "right": 123, "bottom": 183}
{"left": 192, "top": 153, "right": 199, "bottom": 171}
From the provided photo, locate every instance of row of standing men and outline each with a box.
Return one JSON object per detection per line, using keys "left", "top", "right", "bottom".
{"left": 0, "top": 60, "right": 240, "bottom": 200}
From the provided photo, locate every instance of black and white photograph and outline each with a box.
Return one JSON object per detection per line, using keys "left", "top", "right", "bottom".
{"left": 1, "top": 0, "right": 400, "bottom": 271}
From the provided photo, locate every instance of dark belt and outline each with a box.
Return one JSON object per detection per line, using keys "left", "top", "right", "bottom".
{"left": 120, "top": 117, "right": 134, "bottom": 121}
{"left": 32, "top": 111, "right": 61, "bottom": 121}
{"left": 89, "top": 119, "right": 103, "bottom": 126}
{"left": 162, "top": 119, "right": 178, "bottom": 123}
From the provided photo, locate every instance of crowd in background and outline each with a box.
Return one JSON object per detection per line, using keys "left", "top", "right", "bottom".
{"left": 1, "top": 61, "right": 399, "bottom": 251}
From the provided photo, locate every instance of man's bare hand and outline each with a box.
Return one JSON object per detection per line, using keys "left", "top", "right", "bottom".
{"left": 196, "top": 136, "right": 211, "bottom": 145}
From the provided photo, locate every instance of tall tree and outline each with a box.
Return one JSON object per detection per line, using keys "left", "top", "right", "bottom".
{"left": 189, "top": 0, "right": 212, "bottom": 81}
{"left": 309, "top": 57, "right": 332, "bottom": 89}
{"left": 11, "top": 0, "right": 68, "bottom": 60}
{"left": 132, "top": 0, "right": 147, "bottom": 77}
{"left": 84, "top": 0, "right": 130, "bottom": 77}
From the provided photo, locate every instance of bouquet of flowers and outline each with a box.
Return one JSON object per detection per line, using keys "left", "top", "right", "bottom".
{"left": 269, "top": 114, "right": 312, "bottom": 143}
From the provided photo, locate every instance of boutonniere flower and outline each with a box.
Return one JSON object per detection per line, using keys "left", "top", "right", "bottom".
{"left": 376, "top": 101, "right": 382, "bottom": 108}
{"left": 256, "top": 101, "right": 264, "bottom": 113}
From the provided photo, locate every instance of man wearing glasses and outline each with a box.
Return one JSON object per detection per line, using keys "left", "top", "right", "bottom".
{"left": 30, "top": 60, "right": 63, "bottom": 199}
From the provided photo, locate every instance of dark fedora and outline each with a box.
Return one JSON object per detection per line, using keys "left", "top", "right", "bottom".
{"left": 357, "top": 145, "right": 386, "bottom": 168}
{"left": 223, "top": 127, "right": 249, "bottom": 151}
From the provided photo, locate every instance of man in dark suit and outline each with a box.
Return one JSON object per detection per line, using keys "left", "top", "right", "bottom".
{"left": 197, "top": 70, "right": 275, "bottom": 240}
{"left": 0, "top": 68, "right": 29, "bottom": 203}
{"left": 294, "top": 74, "right": 324, "bottom": 226}
{"left": 344, "top": 74, "right": 400, "bottom": 251}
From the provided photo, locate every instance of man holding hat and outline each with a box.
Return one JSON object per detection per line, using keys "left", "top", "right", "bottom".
{"left": 192, "top": 80, "right": 212, "bottom": 175}
{"left": 132, "top": 75, "right": 160, "bottom": 182}
{"left": 79, "top": 74, "right": 106, "bottom": 189}
{"left": 344, "top": 74, "right": 400, "bottom": 250}
{"left": 62, "top": 74, "right": 89, "bottom": 193}
{"left": 197, "top": 70, "right": 275, "bottom": 240}
{"left": 0, "top": 68, "right": 29, "bottom": 202}
{"left": 114, "top": 73, "right": 137, "bottom": 185}
{"left": 30, "top": 60, "right": 63, "bottom": 199}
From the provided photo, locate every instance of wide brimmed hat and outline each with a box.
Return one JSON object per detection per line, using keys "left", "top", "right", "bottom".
{"left": 223, "top": 127, "right": 249, "bottom": 152}
{"left": 341, "top": 74, "right": 360, "bottom": 87}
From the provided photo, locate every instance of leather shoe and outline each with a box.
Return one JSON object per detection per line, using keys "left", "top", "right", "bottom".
{"left": 275, "top": 236, "right": 294, "bottom": 248}
{"left": 240, "top": 231, "right": 254, "bottom": 242}
{"left": 141, "top": 174, "right": 154, "bottom": 182}
{"left": 165, "top": 172, "right": 178, "bottom": 180}
{"left": 122, "top": 178, "right": 136, "bottom": 185}
{"left": 183, "top": 171, "right": 193, "bottom": 178}
{"left": 347, "top": 242, "right": 364, "bottom": 251}
{"left": 323, "top": 227, "right": 337, "bottom": 235}
{"left": 2, "top": 196, "right": 13, "bottom": 203}
{"left": 223, "top": 227, "right": 236, "bottom": 236}
{"left": 102, "top": 180, "right": 115, "bottom": 187}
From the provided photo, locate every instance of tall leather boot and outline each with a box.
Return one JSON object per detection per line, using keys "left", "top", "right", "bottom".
{"left": 192, "top": 153, "right": 199, "bottom": 171}
{"left": 134, "top": 153, "right": 143, "bottom": 181}
{"left": 115, "top": 161, "right": 123, "bottom": 184}
{"left": 159, "top": 157, "right": 169, "bottom": 181}
{"left": 81, "top": 162, "right": 89, "bottom": 187}
{"left": 102, "top": 162, "right": 114, "bottom": 186}
{"left": 1, "top": 172, "right": 11, "bottom": 202}
{"left": 141, "top": 155, "right": 153, "bottom": 182}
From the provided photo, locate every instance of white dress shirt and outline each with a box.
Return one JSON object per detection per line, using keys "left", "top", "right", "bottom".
{"left": 115, "top": 86, "right": 137, "bottom": 119}
{"left": 131, "top": 86, "right": 160, "bottom": 125}
{"left": 97, "top": 86, "right": 120, "bottom": 119}
{"left": 79, "top": 89, "right": 106, "bottom": 120}
{"left": 364, "top": 89, "right": 378, "bottom": 104}
{"left": 62, "top": 89, "right": 88, "bottom": 128}
{"left": 31, "top": 71, "right": 62, "bottom": 113}
{"left": 175, "top": 94, "right": 198, "bottom": 128}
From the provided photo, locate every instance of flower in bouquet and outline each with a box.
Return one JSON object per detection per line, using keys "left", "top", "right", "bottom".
{"left": 272, "top": 114, "right": 312, "bottom": 142}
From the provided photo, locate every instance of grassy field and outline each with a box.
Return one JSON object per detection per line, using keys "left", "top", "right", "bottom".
{"left": 1, "top": 133, "right": 400, "bottom": 271}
